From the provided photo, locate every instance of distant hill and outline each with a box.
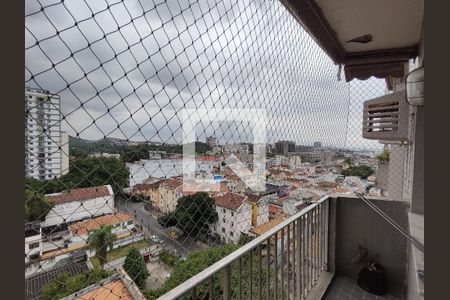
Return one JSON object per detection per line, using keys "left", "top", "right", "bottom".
{"left": 69, "top": 136, "right": 211, "bottom": 162}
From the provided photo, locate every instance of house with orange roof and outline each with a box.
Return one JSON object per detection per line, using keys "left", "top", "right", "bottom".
{"left": 42, "top": 185, "right": 115, "bottom": 229}
{"left": 211, "top": 192, "right": 252, "bottom": 244}
{"left": 61, "top": 267, "right": 145, "bottom": 300}
{"left": 67, "top": 212, "right": 135, "bottom": 248}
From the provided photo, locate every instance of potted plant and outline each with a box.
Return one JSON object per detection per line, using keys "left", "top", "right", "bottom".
{"left": 353, "top": 245, "right": 386, "bottom": 295}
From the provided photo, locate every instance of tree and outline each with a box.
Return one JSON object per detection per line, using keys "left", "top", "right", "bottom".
{"left": 24, "top": 189, "right": 53, "bottom": 222}
{"left": 376, "top": 146, "right": 390, "bottom": 162}
{"left": 25, "top": 156, "right": 130, "bottom": 195}
{"left": 124, "top": 248, "right": 150, "bottom": 288}
{"left": 40, "top": 268, "right": 111, "bottom": 300}
{"left": 145, "top": 244, "right": 269, "bottom": 300}
{"left": 158, "top": 192, "right": 218, "bottom": 237}
{"left": 64, "top": 157, "right": 129, "bottom": 192}
{"left": 341, "top": 165, "right": 374, "bottom": 179}
{"left": 344, "top": 157, "right": 353, "bottom": 167}
{"left": 159, "top": 250, "right": 180, "bottom": 267}
{"left": 87, "top": 225, "right": 116, "bottom": 267}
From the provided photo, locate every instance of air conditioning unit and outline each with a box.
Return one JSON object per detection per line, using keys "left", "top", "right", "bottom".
{"left": 362, "top": 90, "right": 409, "bottom": 142}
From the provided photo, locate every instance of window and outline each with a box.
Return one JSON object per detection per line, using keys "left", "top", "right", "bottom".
{"left": 230, "top": 231, "right": 234, "bottom": 237}
{"left": 222, "top": 208, "right": 225, "bottom": 213}
{"left": 222, "top": 218, "right": 226, "bottom": 223}
{"left": 28, "top": 253, "right": 40, "bottom": 260}
{"left": 231, "top": 212, "right": 234, "bottom": 217}
{"left": 127, "top": 220, "right": 133, "bottom": 225}
{"left": 231, "top": 222, "right": 234, "bottom": 227}
{"left": 221, "top": 227, "right": 225, "bottom": 233}
{"left": 29, "top": 242, "right": 40, "bottom": 249}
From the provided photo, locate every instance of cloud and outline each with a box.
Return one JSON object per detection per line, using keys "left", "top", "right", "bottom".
{"left": 25, "top": 0, "right": 385, "bottom": 150}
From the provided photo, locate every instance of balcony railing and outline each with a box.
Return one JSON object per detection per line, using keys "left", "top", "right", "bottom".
{"left": 158, "top": 196, "right": 331, "bottom": 300}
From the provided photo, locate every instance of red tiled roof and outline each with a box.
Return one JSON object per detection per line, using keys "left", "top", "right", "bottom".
{"left": 251, "top": 213, "right": 289, "bottom": 235}
{"left": 160, "top": 178, "right": 183, "bottom": 189}
{"left": 75, "top": 279, "right": 133, "bottom": 300}
{"left": 69, "top": 213, "right": 132, "bottom": 236}
{"left": 214, "top": 192, "right": 247, "bottom": 210}
{"left": 246, "top": 193, "right": 262, "bottom": 203}
{"left": 132, "top": 179, "right": 166, "bottom": 192}
{"left": 45, "top": 185, "right": 112, "bottom": 204}
{"left": 269, "top": 204, "right": 282, "bottom": 214}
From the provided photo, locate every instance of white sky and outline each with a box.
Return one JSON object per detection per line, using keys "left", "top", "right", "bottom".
{"left": 26, "top": 0, "right": 386, "bottom": 151}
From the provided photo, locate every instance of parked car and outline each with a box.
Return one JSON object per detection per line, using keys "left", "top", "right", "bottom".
{"left": 150, "top": 235, "right": 160, "bottom": 243}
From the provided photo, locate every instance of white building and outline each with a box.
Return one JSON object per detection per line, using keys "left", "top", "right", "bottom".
{"left": 282, "top": 199, "right": 307, "bottom": 215}
{"left": 25, "top": 88, "right": 63, "bottom": 180}
{"left": 42, "top": 185, "right": 115, "bottom": 228}
{"left": 246, "top": 193, "right": 272, "bottom": 227}
{"left": 211, "top": 193, "right": 252, "bottom": 244}
{"left": 25, "top": 223, "right": 43, "bottom": 263}
{"left": 68, "top": 212, "right": 134, "bottom": 249}
{"left": 60, "top": 131, "right": 69, "bottom": 175}
{"left": 89, "top": 152, "right": 121, "bottom": 159}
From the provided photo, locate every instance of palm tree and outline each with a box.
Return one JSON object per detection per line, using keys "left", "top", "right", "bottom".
{"left": 87, "top": 224, "right": 116, "bottom": 267}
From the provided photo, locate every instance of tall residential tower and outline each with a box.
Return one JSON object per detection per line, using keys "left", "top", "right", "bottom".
{"left": 25, "top": 88, "right": 68, "bottom": 180}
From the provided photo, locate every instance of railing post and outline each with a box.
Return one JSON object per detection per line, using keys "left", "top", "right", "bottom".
{"left": 296, "top": 219, "right": 301, "bottom": 300}
{"left": 223, "top": 264, "right": 232, "bottom": 300}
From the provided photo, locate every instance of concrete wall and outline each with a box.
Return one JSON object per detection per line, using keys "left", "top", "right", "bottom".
{"left": 410, "top": 106, "right": 424, "bottom": 215}
{"left": 376, "top": 162, "right": 389, "bottom": 193}
{"left": 333, "top": 196, "right": 409, "bottom": 298}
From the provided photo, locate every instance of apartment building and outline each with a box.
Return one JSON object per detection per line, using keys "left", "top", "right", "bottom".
{"left": 159, "top": 177, "right": 184, "bottom": 213}
{"left": 211, "top": 192, "right": 252, "bottom": 244}
{"left": 275, "top": 140, "right": 296, "bottom": 155}
{"left": 25, "top": 87, "right": 65, "bottom": 180}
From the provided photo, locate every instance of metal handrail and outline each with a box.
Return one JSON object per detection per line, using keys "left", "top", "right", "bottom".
{"left": 157, "top": 195, "right": 331, "bottom": 300}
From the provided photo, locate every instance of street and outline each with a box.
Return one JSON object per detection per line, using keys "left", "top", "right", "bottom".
{"left": 116, "top": 200, "right": 207, "bottom": 258}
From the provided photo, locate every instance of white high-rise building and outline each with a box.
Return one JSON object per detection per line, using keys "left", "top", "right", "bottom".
{"left": 60, "top": 131, "right": 69, "bottom": 176}
{"left": 25, "top": 88, "right": 64, "bottom": 180}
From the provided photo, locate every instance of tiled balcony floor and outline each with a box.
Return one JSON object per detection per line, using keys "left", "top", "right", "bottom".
{"left": 323, "top": 275, "right": 403, "bottom": 300}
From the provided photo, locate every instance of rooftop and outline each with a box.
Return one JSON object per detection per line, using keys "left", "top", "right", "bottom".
{"left": 44, "top": 185, "right": 112, "bottom": 204}
{"left": 68, "top": 213, "right": 132, "bottom": 236}
{"left": 74, "top": 279, "right": 133, "bottom": 300}
{"left": 62, "top": 267, "right": 145, "bottom": 300}
{"left": 214, "top": 192, "right": 247, "bottom": 211}
{"left": 250, "top": 213, "right": 290, "bottom": 236}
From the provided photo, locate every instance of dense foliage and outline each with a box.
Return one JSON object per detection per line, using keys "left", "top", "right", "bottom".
{"left": 24, "top": 189, "right": 53, "bottom": 222}
{"left": 123, "top": 248, "right": 150, "bottom": 288}
{"left": 159, "top": 250, "right": 180, "bottom": 267}
{"left": 87, "top": 225, "right": 116, "bottom": 267}
{"left": 158, "top": 192, "right": 218, "bottom": 237}
{"left": 341, "top": 165, "right": 374, "bottom": 179}
{"left": 40, "top": 268, "right": 111, "bottom": 300}
{"left": 376, "top": 147, "right": 390, "bottom": 162}
{"left": 25, "top": 156, "right": 129, "bottom": 194}
{"left": 145, "top": 244, "right": 270, "bottom": 299}
{"left": 69, "top": 136, "right": 211, "bottom": 162}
